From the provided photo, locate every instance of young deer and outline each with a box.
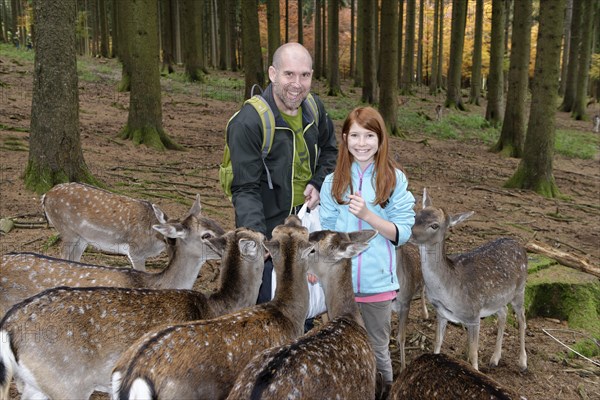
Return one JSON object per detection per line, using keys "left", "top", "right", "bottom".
{"left": 42, "top": 182, "right": 169, "bottom": 271}
{"left": 0, "top": 228, "right": 265, "bottom": 400}
{"left": 227, "top": 228, "right": 378, "bottom": 400}
{"left": 389, "top": 353, "right": 522, "bottom": 399}
{"left": 394, "top": 243, "right": 428, "bottom": 371}
{"left": 0, "top": 196, "right": 225, "bottom": 317}
{"left": 411, "top": 189, "right": 528, "bottom": 371}
{"left": 111, "top": 217, "right": 315, "bottom": 400}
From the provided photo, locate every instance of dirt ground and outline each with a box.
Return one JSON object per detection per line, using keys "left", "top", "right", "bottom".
{"left": 1, "top": 53, "right": 599, "bottom": 399}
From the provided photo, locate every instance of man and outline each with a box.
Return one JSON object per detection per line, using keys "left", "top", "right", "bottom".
{"left": 226, "top": 42, "right": 337, "bottom": 304}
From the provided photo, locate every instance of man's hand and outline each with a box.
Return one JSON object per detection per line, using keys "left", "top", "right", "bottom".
{"left": 303, "top": 184, "right": 320, "bottom": 210}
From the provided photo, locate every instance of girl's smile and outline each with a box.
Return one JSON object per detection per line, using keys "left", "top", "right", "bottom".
{"left": 345, "top": 122, "right": 379, "bottom": 169}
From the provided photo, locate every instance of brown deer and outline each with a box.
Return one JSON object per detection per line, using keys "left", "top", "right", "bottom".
{"left": 410, "top": 189, "right": 528, "bottom": 371}
{"left": 42, "top": 182, "right": 169, "bottom": 271}
{"left": 227, "top": 228, "right": 378, "bottom": 400}
{"left": 0, "top": 228, "right": 265, "bottom": 400}
{"left": 0, "top": 195, "right": 225, "bottom": 317}
{"left": 110, "top": 216, "right": 315, "bottom": 400}
{"left": 388, "top": 353, "right": 523, "bottom": 399}
{"left": 394, "top": 242, "right": 429, "bottom": 371}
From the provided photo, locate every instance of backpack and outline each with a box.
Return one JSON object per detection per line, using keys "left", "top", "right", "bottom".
{"left": 219, "top": 86, "right": 320, "bottom": 200}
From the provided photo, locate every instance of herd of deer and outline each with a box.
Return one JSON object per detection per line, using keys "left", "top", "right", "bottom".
{"left": 0, "top": 182, "right": 528, "bottom": 399}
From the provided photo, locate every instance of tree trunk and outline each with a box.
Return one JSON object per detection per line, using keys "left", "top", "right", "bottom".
{"left": 353, "top": 0, "right": 362, "bottom": 86}
{"left": 361, "top": 0, "right": 375, "bottom": 103}
{"left": 416, "top": 0, "right": 424, "bottom": 85}
{"left": 469, "top": 0, "right": 483, "bottom": 104}
{"left": 429, "top": 0, "right": 440, "bottom": 94}
{"left": 379, "top": 0, "right": 400, "bottom": 137}
{"left": 558, "top": 0, "right": 573, "bottom": 96}
{"left": 397, "top": 0, "right": 404, "bottom": 89}
{"left": 182, "top": 0, "right": 204, "bottom": 81}
{"left": 492, "top": 0, "right": 531, "bottom": 158}
{"left": 227, "top": 0, "right": 238, "bottom": 71}
{"left": 401, "top": 0, "right": 415, "bottom": 94}
{"left": 571, "top": 0, "right": 596, "bottom": 120}
{"left": 25, "top": 0, "right": 97, "bottom": 194}
{"left": 437, "top": 0, "right": 444, "bottom": 89}
{"left": 559, "top": 0, "right": 582, "bottom": 112}
{"left": 120, "top": 0, "right": 180, "bottom": 150}
{"left": 241, "top": 0, "right": 264, "bottom": 99}
{"left": 266, "top": 0, "right": 280, "bottom": 68}
{"left": 505, "top": 0, "right": 565, "bottom": 197}
{"left": 116, "top": 0, "right": 131, "bottom": 91}
{"left": 445, "top": 0, "right": 467, "bottom": 110}
{"left": 297, "top": 0, "right": 303, "bottom": 44}
{"left": 314, "top": 0, "right": 323, "bottom": 78}
{"left": 217, "top": 0, "right": 228, "bottom": 70}
{"left": 98, "top": 0, "right": 109, "bottom": 57}
{"left": 327, "top": 0, "right": 340, "bottom": 95}
{"left": 350, "top": 0, "right": 355, "bottom": 78}
{"left": 485, "top": 0, "right": 506, "bottom": 127}
{"left": 160, "top": 0, "right": 175, "bottom": 73}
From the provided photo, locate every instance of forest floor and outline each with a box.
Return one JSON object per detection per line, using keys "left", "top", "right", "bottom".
{"left": 0, "top": 51, "right": 599, "bottom": 399}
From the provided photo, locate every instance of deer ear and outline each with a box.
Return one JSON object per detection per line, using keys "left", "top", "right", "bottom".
{"left": 300, "top": 243, "right": 317, "bottom": 259}
{"left": 348, "top": 230, "right": 378, "bottom": 244}
{"left": 449, "top": 211, "right": 474, "bottom": 227}
{"left": 152, "top": 204, "right": 168, "bottom": 224}
{"left": 337, "top": 242, "right": 370, "bottom": 259}
{"left": 264, "top": 240, "right": 279, "bottom": 259}
{"left": 239, "top": 239, "right": 259, "bottom": 258}
{"left": 422, "top": 188, "right": 432, "bottom": 208}
{"left": 153, "top": 223, "right": 187, "bottom": 239}
{"left": 188, "top": 195, "right": 202, "bottom": 217}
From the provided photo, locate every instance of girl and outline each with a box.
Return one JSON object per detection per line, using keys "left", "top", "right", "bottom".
{"left": 319, "top": 106, "right": 415, "bottom": 384}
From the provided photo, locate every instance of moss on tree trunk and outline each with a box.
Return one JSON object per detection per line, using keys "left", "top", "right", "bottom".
{"left": 120, "top": 125, "right": 182, "bottom": 151}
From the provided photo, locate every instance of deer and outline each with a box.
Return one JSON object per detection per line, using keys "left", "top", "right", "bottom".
{"left": 42, "top": 182, "right": 169, "bottom": 271}
{"left": 388, "top": 353, "right": 523, "bottom": 400}
{"left": 410, "top": 188, "right": 528, "bottom": 371}
{"left": 0, "top": 228, "right": 266, "bottom": 400}
{"left": 393, "top": 242, "right": 429, "bottom": 371}
{"left": 226, "top": 228, "right": 378, "bottom": 400}
{"left": 0, "top": 195, "right": 225, "bottom": 317}
{"left": 593, "top": 113, "right": 600, "bottom": 133}
{"left": 111, "top": 216, "right": 315, "bottom": 400}
{"left": 435, "top": 104, "right": 443, "bottom": 121}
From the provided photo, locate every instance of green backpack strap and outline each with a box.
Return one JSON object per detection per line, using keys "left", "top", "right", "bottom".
{"left": 245, "top": 95, "right": 275, "bottom": 190}
{"left": 304, "top": 93, "right": 320, "bottom": 127}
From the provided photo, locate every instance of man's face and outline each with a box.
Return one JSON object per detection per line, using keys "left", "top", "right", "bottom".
{"left": 269, "top": 52, "right": 313, "bottom": 114}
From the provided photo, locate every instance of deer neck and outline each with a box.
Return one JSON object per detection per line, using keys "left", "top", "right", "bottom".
{"left": 418, "top": 239, "right": 457, "bottom": 281}
{"left": 210, "top": 254, "right": 261, "bottom": 314}
{"left": 272, "top": 261, "right": 310, "bottom": 331}
{"left": 151, "top": 242, "right": 205, "bottom": 290}
{"left": 321, "top": 261, "right": 364, "bottom": 329}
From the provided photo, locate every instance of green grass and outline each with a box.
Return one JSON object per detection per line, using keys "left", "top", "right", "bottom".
{"left": 555, "top": 129, "right": 599, "bottom": 159}
{"left": 0, "top": 43, "right": 35, "bottom": 62}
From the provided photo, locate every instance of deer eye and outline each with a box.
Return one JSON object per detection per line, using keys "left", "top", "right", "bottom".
{"left": 201, "top": 232, "right": 213, "bottom": 240}
{"left": 430, "top": 223, "right": 439, "bottom": 230}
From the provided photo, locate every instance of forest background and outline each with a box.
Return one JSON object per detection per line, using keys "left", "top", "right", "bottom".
{"left": 0, "top": 0, "right": 599, "bottom": 398}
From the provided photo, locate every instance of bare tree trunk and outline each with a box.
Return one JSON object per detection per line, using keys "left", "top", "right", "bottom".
{"left": 266, "top": 0, "right": 280, "bottom": 67}
{"left": 361, "top": 0, "right": 375, "bottom": 103}
{"left": 160, "top": 0, "right": 175, "bottom": 73}
{"left": 469, "top": 0, "right": 483, "bottom": 104}
{"left": 571, "top": 0, "right": 596, "bottom": 120}
{"left": 298, "top": 0, "right": 303, "bottom": 44}
{"left": 401, "top": 0, "right": 415, "bottom": 94}
{"left": 506, "top": 0, "right": 565, "bottom": 197}
{"left": 327, "top": 0, "right": 340, "bottom": 95}
{"left": 559, "top": 0, "right": 582, "bottom": 112}
{"left": 485, "top": 0, "right": 506, "bottom": 127}
{"left": 445, "top": 0, "right": 467, "bottom": 110}
{"left": 398, "top": 0, "right": 404, "bottom": 89}
{"left": 416, "top": 0, "right": 424, "bottom": 85}
{"left": 241, "top": 0, "right": 264, "bottom": 99}
{"left": 26, "top": 0, "right": 97, "bottom": 193}
{"left": 182, "top": 0, "right": 204, "bottom": 81}
{"left": 379, "top": 0, "right": 400, "bottom": 136}
{"left": 493, "top": 0, "right": 531, "bottom": 158}
{"left": 559, "top": 0, "right": 573, "bottom": 96}
{"left": 429, "top": 0, "right": 440, "bottom": 94}
{"left": 314, "top": 0, "right": 323, "bottom": 78}
{"left": 353, "top": 0, "right": 362, "bottom": 86}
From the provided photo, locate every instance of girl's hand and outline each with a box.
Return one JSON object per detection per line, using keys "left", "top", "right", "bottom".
{"left": 347, "top": 192, "right": 369, "bottom": 220}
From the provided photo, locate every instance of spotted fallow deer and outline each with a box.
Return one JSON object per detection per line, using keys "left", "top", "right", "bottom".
{"left": 227, "top": 228, "right": 378, "bottom": 400}
{"left": 410, "top": 188, "right": 528, "bottom": 371}
{"left": 0, "top": 228, "right": 265, "bottom": 400}
{"left": 0, "top": 195, "right": 225, "bottom": 317}
{"left": 111, "top": 216, "right": 315, "bottom": 400}
{"left": 42, "top": 182, "right": 169, "bottom": 271}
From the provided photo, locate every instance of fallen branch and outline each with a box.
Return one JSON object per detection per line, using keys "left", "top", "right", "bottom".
{"left": 525, "top": 240, "right": 600, "bottom": 278}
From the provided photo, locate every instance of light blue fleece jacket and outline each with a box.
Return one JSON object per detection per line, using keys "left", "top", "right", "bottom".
{"left": 319, "top": 162, "right": 415, "bottom": 294}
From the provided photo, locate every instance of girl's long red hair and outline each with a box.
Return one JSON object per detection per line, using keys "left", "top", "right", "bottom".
{"left": 331, "top": 106, "right": 398, "bottom": 207}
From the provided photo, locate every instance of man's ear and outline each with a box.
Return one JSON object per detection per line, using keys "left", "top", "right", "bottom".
{"left": 268, "top": 65, "right": 277, "bottom": 82}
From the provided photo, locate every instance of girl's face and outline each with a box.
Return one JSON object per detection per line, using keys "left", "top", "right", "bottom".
{"left": 345, "top": 122, "right": 379, "bottom": 169}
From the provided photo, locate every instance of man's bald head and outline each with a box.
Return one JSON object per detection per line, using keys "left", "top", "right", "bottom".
{"left": 272, "top": 43, "right": 313, "bottom": 69}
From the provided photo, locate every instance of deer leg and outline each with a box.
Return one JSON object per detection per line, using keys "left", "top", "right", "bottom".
{"left": 396, "top": 302, "right": 410, "bottom": 371}
{"left": 513, "top": 301, "right": 528, "bottom": 371}
{"left": 128, "top": 256, "right": 147, "bottom": 272}
{"left": 420, "top": 287, "right": 429, "bottom": 320}
{"left": 433, "top": 316, "right": 448, "bottom": 354}
{"left": 466, "top": 322, "right": 480, "bottom": 371}
{"left": 61, "top": 236, "right": 87, "bottom": 262}
{"left": 490, "top": 306, "right": 507, "bottom": 368}
{"left": 21, "top": 384, "right": 49, "bottom": 400}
